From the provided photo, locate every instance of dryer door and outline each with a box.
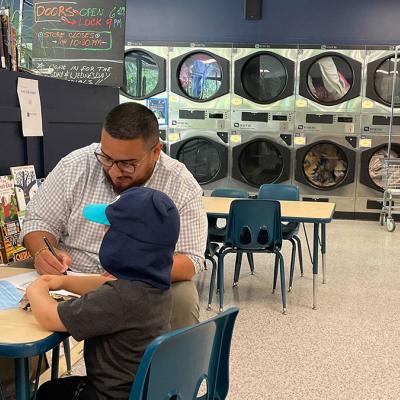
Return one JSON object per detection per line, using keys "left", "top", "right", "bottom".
{"left": 121, "top": 49, "right": 166, "bottom": 100}
{"left": 299, "top": 52, "right": 361, "bottom": 106}
{"left": 170, "top": 51, "right": 229, "bottom": 102}
{"left": 359, "top": 143, "right": 400, "bottom": 191}
{"left": 234, "top": 52, "right": 295, "bottom": 104}
{"left": 366, "top": 55, "right": 400, "bottom": 107}
{"left": 170, "top": 137, "right": 228, "bottom": 184}
{"left": 295, "top": 141, "right": 355, "bottom": 190}
{"left": 232, "top": 138, "right": 291, "bottom": 187}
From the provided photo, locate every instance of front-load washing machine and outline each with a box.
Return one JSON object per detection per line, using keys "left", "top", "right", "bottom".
{"left": 231, "top": 43, "right": 296, "bottom": 111}
{"left": 169, "top": 42, "right": 232, "bottom": 130}
{"left": 229, "top": 131, "right": 293, "bottom": 195}
{"left": 355, "top": 135, "right": 400, "bottom": 218}
{"left": 120, "top": 41, "right": 169, "bottom": 126}
{"left": 363, "top": 45, "right": 400, "bottom": 115}
{"left": 168, "top": 129, "right": 230, "bottom": 191}
{"left": 293, "top": 134, "right": 357, "bottom": 216}
{"left": 296, "top": 45, "right": 364, "bottom": 113}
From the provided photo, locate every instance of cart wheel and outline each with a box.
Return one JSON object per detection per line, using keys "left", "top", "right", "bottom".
{"left": 386, "top": 218, "right": 396, "bottom": 232}
{"left": 379, "top": 213, "right": 385, "bottom": 226}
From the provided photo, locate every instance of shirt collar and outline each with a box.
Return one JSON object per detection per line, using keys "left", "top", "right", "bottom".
{"left": 143, "top": 152, "right": 162, "bottom": 187}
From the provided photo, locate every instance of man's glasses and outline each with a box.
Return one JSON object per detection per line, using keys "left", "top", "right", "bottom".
{"left": 94, "top": 143, "right": 158, "bottom": 174}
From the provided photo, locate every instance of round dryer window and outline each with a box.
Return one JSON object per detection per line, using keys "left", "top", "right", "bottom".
{"left": 176, "top": 138, "right": 221, "bottom": 184}
{"left": 374, "top": 57, "right": 400, "bottom": 106}
{"left": 303, "top": 143, "right": 348, "bottom": 188}
{"left": 241, "top": 54, "right": 287, "bottom": 103}
{"left": 178, "top": 53, "right": 223, "bottom": 100}
{"left": 307, "top": 56, "right": 353, "bottom": 104}
{"left": 122, "top": 50, "right": 159, "bottom": 98}
{"left": 368, "top": 147, "right": 400, "bottom": 189}
{"left": 239, "top": 140, "right": 284, "bottom": 186}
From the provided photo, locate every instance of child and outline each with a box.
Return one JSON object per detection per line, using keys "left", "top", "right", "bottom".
{"left": 26, "top": 186, "right": 180, "bottom": 400}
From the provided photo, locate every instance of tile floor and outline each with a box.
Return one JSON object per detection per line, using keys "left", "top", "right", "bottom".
{"left": 71, "top": 219, "right": 400, "bottom": 399}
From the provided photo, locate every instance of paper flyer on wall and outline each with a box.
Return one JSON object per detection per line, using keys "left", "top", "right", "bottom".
{"left": 17, "top": 77, "right": 44, "bottom": 137}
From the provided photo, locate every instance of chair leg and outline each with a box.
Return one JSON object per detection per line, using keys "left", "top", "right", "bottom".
{"left": 293, "top": 235, "right": 304, "bottom": 277}
{"left": 203, "top": 260, "right": 208, "bottom": 271}
{"left": 217, "top": 252, "right": 225, "bottom": 312}
{"left": 247, "top": 252, "right": 255, "bottom": 275}
{"left": 278, "top": 253, "right": 287, "bottom": 314}
{"left": 63, "top": 338, "right": 72, "bottom": 375}
{"left": 233, "top": 253, "right": 243, "bottom": 287}
{"left": 272, "top": 253, "right": 279, "bottom": 294}
{"left": 207, "top": 257, "right": 217, "bottom": 310}
{"left": 288, "top": 238, "right": 296, "bottom": 292}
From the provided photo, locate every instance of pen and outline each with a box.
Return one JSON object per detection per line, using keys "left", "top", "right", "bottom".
{"left": 43, "top": 237, "right": 67, "bottom": 275}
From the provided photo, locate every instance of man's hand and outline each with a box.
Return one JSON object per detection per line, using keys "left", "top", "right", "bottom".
{"left": 34, "top": 248, "right": 72, "bottom": 275}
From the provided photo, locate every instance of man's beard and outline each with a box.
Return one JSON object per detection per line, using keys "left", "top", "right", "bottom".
{"left": 103, "top": 164, "right": 156, "bottom": 194}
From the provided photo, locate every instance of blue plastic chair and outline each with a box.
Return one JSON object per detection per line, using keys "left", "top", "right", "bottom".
{"left": 205, "top": 239, "right": 219, "bottom": 308}
{"left": 258, "top": 184, "right": 304, "bottom": 292}
{"left": 209, "top": 199, "right": 286, "bottom": 314}
{"left": 129, "top": 307, "right": 239, "bottom": 400}
{"left": 208, "top": 188, "right": 255, "bottom": 280}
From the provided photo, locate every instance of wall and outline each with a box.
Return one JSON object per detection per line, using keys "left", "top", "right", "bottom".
{"left": 125, "top": 0, "right": 400, "bottom": 45}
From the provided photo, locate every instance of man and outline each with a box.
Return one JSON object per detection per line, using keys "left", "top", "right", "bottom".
{"left": 20, "top": 102, "right": 208, "bottom": 329}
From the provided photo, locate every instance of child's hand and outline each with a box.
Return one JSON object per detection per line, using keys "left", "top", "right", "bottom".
{"left": 26, "top": 277, "right": 51, "bottom": 298}
{"left": 38, "top": 275, "right": 66, "bottom": 291}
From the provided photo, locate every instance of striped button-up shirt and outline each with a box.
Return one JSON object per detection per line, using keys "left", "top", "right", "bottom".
{"left": 20, "top": 144, "right": 208, "bottom": 274}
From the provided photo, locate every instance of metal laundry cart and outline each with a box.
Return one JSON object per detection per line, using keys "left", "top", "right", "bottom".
{"left": 380, "top": 45, "right": 400, "bottom": 232}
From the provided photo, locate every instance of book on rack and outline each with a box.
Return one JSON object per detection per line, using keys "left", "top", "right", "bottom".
{"left": 0, "top": 7, "right": 18, "bottom": 71}
{"left": 9, "top": 22, "right": 17, "bottom": 71}
{"left": 0, "top": 175, "right": 31, "bottom": 264}
{"left": 0, "top": 8, "right": 10, "bottom": 70}
{"left": 10, "top": 165, "right": 39, "bottom": 212}
{"left": 0, "top": 10, "right": 5, "bottom": 69}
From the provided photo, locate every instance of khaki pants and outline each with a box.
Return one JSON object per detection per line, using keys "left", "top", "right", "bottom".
{"left": 1, "top": 261, "right": 200, "bottom": 399}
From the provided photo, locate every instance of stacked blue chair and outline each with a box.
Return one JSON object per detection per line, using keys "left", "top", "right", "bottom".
{"left": 208, "top": 199, "right": 287, "bottom": 314}
{"left": 205, "top": 239, "right": 219, "bottom": 308}
{"left": 258, "top": 184, "right": 304, "bottom": 292}
{"left": 129, "top": 307, "right": 239, "bottom": 400}
{"left": 208, "top": 188, "right": 255, "bottom": 281}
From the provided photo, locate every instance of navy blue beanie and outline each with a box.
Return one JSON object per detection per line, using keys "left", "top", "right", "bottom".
{"left": 83, "top": 187, "right": 180, "bottom": 290}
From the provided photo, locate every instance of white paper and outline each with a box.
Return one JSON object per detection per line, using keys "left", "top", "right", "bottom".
{"left": 0, "top": 271, "right": 76, "bottom": 296}
{"left": 17, "top": 78, "right": 44, "bottom": 137}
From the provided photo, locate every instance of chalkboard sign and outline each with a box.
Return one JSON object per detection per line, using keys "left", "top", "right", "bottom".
{"left": 31, "top": 1, "right": 126, "bottom": 87}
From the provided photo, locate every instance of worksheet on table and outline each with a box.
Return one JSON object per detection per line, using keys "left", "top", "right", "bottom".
{"left": 0, "top": 271, "right": 87, "bottom": 296}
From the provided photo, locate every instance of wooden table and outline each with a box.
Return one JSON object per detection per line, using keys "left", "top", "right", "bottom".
{"left": 202, "top": 197, "right": 336, "bottom": 310}
{"left": 0, "top": 268, "right": 68, "bottom": 400}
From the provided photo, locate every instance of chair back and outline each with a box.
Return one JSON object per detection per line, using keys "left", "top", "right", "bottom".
{"left": 211, "top": 188, "right": 248, "bottom": 198}
{"left": 225, "top": 199, "right": 282, "bottom": 251}
{"left": 129, "top": 308, "right": 239, "bottom": 400}
{"left": 258, "top": 184, "right": 299, "bottom": 201}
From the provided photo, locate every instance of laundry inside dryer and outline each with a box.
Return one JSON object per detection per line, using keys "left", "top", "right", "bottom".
{"left": 307, "top": 56, "right": 353, "bottom": 103}
{"left": 303, "top": 143, "right": 348, "bottom": 188}
{"left": 178, "top": 53, "right": 222, "bottom": 100}
{"left": 368, "top": 147, "right": 400, "bottom": 189}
